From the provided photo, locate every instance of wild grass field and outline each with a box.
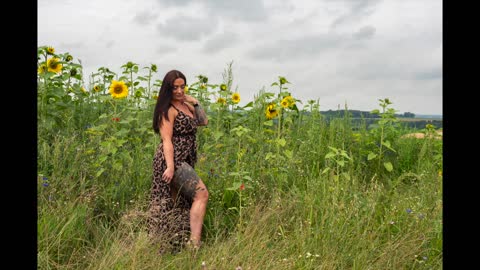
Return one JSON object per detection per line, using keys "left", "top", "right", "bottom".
{"left": 37, "top": 46, "right": 442, "bottom": 269}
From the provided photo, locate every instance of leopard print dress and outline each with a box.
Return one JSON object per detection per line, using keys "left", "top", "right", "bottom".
{"left": 147, "top": 105, "right": 198, "bottom": 250}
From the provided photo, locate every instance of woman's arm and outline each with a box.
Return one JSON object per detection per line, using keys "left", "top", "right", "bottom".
{"left": 159, "top": 107, "right": 177, "bottom": 183}
{"left": 184, "top": 95, "right": 208, "bottom": 126}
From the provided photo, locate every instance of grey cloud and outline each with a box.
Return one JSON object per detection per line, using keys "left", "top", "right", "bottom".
{"left": 106, "top": 40, "right": 115, "bottom": 49}
{"left": 248, "top": 34, "right": 347, "bottom": 61}
{"left": 353, "top": 25, "right": 376, "bottom": 40}
{"left": 156, "top": 0, "right": 194, "bottom": 7}
{"left": 414, "top": 67, "right": 442, "bottom": 80}
{"left": 58, "top": 41, "right": 85, "bottom": 50}
{"left": 203, "top": 0, "right": 269, "bottom": 22}
{"left": 330, "top": 0, "right": 383, "bottom": 28}
{"left": 155, "top": 45, "right": 178, "bottom": 55}
{"left": 202, "top": 32, "right": 238, "bottom": 54}
{"left": 156, "top": 16, "right": 219, "bottom": 41}
{"left": 133, "top": 10, "right": 157, "bottom": 26}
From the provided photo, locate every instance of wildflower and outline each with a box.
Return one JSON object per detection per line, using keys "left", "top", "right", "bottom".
{"left": 112, "top": 117, "right": 120, "bottom": 122}
{"left": 65, "top": 55, "right": 73, "bottom": 62}
{"left": 220, "top": 84, "right": 227, "bottom": 91}
{"left": 47, "top": 57, "right": 63, "bottom": 73}
{"left": 93, "top": 85, "right": 101, "bottom": 92}
{"left": 406, "top": 208, "right": 412, "bottom": 214}
{"left": 217, "top": 97, "right": 226, "bottom": 105}
{"left": 37, "top": 64, "right": 48, "bottom": 74}
{"left": 42, "top": 177, "right": 48, "bottom": 181}
{"left": 232, "top": 93, "right": 240, "bottom": 103}
{"left": 240, "top": 183, "right": 245, "bottom": 191}
{"left": 108, "top": 80, "right": 129, "bottom": 99}
{"left": 43, "top": 182, "right": 49, "bottom": 187}
{"left": 46, "top": 46, "right": 55, "bottom": 54}
{"left": 265, "top": 103, "right": 278, "bottom": 119}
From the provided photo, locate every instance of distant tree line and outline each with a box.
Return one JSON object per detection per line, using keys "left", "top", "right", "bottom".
{"left": 320, "top": 109, "right": 416, "bottom": 119}
{"left": 317, "top": 110, "right": 442, "bottom": 130}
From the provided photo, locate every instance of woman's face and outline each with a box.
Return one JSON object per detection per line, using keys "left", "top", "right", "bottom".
{"left": 171, "top": 78, "right": 186, "bottom": 102}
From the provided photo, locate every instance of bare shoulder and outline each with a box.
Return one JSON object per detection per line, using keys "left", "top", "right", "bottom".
{"left": 164, "top": 106, "right": 178, "bottom": 122}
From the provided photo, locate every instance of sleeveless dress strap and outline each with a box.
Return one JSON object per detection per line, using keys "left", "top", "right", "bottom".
{"left": 170, "top": 104, "right": 180, "bottom": 112}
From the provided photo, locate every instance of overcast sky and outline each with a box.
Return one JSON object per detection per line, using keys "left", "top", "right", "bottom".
{"left": 38, "top": 0, "right": 442, "bottom": 115}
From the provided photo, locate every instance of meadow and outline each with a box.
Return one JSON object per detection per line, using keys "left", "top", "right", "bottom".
{"left": 37, "top": 46, "right": 443, "bottom": 269}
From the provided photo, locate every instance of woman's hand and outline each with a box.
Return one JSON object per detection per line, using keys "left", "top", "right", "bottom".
{"left": 183, "top": 94, "right": 198, "bottom": 105}
{"left": 162, "top": 166, "right": 175, "bottom": 183}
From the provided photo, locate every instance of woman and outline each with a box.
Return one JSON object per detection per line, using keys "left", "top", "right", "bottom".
{"left": 148, "top": 70, "right": 208, "bottom": 252}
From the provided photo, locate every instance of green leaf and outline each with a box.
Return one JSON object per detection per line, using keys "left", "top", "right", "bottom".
{"left": 284, "top": 150, "right": 293, "bottom": 159}
{"left": 243, "top": 175, "right": 252, "bottom": 181}
{"left": 96, "top": 168, "right": 105, "bottom": 177}
{"left": 381, "top": 140, "right": 397, "bottom": 152}
{"left": 263, "top": 120, "right": 274, "bottom": 126}
{"left": 242, "top": 102, "right": 253, "bottom": 108}
{"left": 384, "top": 162, "right": 393, "bottom": 172}
{"left": 325, "top": 152, "right": 336, "bottom": 159}
{"left": 277, "top": 138, "right": 286, "bottom": 147}
{"left": 321, "top": 167, "right": 330, "bottom": 174}
{"left": 367, "top": 152, "right": 377, "bottom": 160}
{"left": 265, "top": 152, "right": 275, "bottom": 160}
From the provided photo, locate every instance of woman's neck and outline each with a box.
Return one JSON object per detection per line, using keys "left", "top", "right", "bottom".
{"left": 171, "top": 100, "right": 184, "bottom": 107}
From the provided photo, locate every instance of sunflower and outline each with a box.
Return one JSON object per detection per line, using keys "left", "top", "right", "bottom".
{"left": 108, "top": 80, "right": 129, "bottom": 99}
{"left": 220, "top": 84, "right": 227, "bottom": 91}
{"left": 47, "top": 57, "right": 63, "bottom": 73}
{"left": 46, "top": 46, "right": 55, "bottom": 55}
{"left": 93, "top": 85, "right": 101, "bottom": 92}
{"left": 38, "top": 64, "right": 48, "bottom": 74}
{"left": 280, "top": 98, "right": 289, "bottom": 108}
{"left": 65, "top": 55, "right": 73, "bottom": 62}
{"left": 184, "top": 85, "right": 189, "bottom": 93}
{"left": 285, "top": 95, "right": 295, "bottom": 107}
{"left": 265, "top": 103, "right": 278, "bottom": 119}
{"left": 217, "top": 97, "right": 226, "bottom": 105}
{"left": 232, "top": 93, "right": 240, "bottom": 103}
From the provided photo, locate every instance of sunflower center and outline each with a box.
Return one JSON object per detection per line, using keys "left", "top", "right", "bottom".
{"left": 114, "top": 87, "right": 123, "bottom": 94}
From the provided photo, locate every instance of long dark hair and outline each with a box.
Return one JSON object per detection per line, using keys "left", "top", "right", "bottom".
{"left": 153, "top": 70, "right": 187, "bottom": 133}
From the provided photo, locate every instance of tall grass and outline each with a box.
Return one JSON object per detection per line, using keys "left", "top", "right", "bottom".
{"left": 37, "top": 47, "right": 442, "bottom": 269}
